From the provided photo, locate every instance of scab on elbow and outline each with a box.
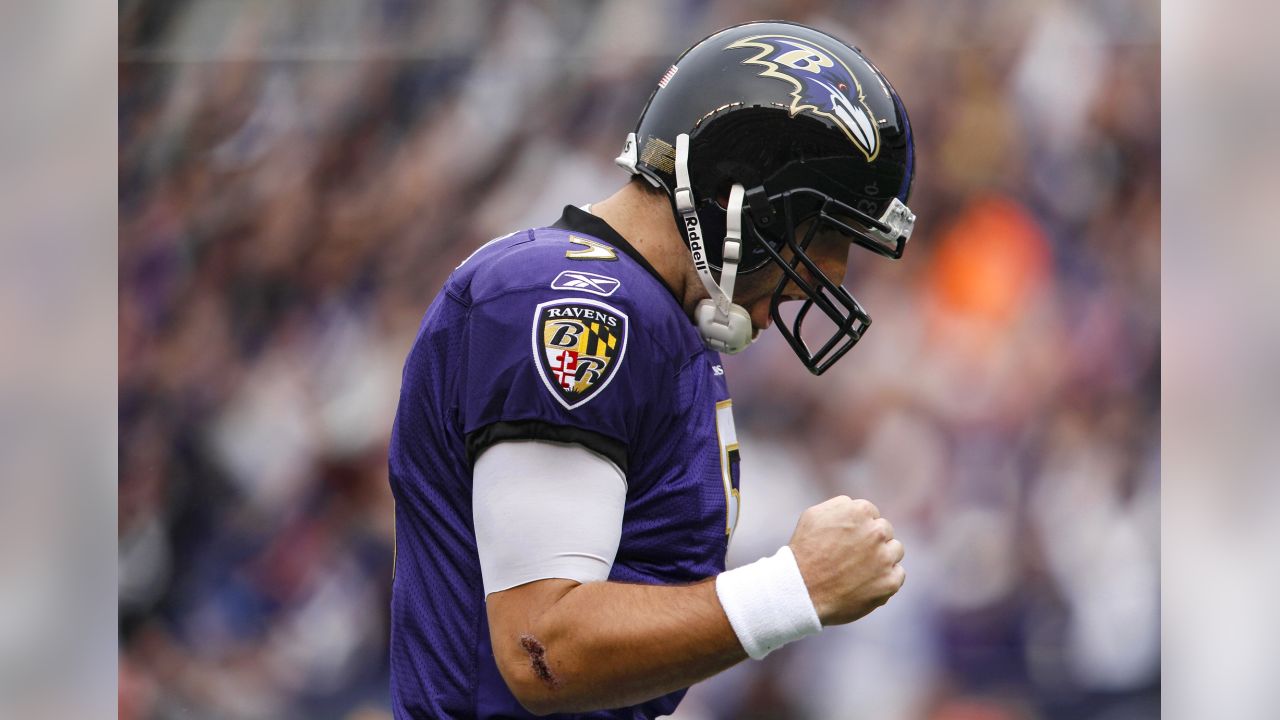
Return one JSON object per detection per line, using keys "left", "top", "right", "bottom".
{"left": 502, "top": 633, "right": 566, "bottom": 716}
{"left": 518, "top": 634, "right": 562, "bottom": 691}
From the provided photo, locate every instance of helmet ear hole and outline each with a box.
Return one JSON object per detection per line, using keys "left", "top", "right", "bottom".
{"left": 693, "top": 180, "right": 773, "bottom": 275}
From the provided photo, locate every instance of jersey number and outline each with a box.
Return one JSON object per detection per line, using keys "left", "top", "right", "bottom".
{"left": 715, "top": 400, "right": 741, "bottom": 542}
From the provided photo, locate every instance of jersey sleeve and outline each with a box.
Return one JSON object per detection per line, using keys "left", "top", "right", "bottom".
{"left": 461, "top": 287, "right": 656, "bottom": 472}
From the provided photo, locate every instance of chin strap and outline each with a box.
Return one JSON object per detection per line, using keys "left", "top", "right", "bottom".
{"left": 674, "top": 133, "right": 754, "bottom": 354}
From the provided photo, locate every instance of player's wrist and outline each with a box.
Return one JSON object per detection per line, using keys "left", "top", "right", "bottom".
{"left": 714, "top": 545, "right": 823, "bottom": 660}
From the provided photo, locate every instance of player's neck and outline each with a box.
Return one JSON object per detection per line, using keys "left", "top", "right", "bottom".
{"left": 590, "top": 182, "right": 703, "bottom": 318}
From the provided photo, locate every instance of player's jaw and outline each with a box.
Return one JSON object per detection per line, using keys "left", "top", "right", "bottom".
{"left": 740, "top": 231, "right": 854, "bottom": 338}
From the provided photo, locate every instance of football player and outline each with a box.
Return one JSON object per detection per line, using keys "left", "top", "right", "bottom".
{"left": 388, "top": 20, "right": 916, "bottom": 718}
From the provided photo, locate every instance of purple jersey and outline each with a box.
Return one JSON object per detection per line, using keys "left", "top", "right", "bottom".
{"left": 388, "top": 206, "right": 742, "bottom": 719}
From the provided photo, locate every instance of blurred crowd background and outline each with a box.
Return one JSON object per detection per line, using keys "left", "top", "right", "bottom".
{"left": 118, "top": 0, "right": 1159, "bottom": 718}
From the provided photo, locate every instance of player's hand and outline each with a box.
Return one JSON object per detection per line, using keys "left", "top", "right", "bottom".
{"left": 787, "top": 496, "right": 905, "bottom": 626}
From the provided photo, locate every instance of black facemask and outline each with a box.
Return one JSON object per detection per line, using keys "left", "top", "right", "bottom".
{"left": 746, "top": 186, "right": 906, "bottom": 375}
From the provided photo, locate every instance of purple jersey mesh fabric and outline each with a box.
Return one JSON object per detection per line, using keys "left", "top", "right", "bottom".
{"left": 387, "top": 206, "right": 741, "bottom": 719}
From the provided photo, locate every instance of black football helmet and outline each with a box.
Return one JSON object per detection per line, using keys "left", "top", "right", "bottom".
{"left": 616, "top": 21, "right": 916, "bottom": 375}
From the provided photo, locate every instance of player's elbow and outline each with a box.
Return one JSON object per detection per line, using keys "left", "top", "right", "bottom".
{"left": 495, "top": 632, "right": 634, "bottom": 714}
{"left": 496, "top": 661, "right": 573, "bottom": 716}
{"left": 488, "top": 580, "right": 596, "bottom": 713}
{"left": 510, "top": 685, "right": 604, "bottom": 716}
{"left": 494, "top": 635, "right": 576, "bottom": 716}
{"left": 508, "top": 687, "right": 561, "bottom": 717}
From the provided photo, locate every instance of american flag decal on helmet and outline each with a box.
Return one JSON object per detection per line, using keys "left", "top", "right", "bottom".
{"left": 657, "top": 64, "right": 679, "bottom": 89}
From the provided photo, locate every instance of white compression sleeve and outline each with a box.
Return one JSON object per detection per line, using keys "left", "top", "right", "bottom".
{"left": 473, "top": 440, "right": 627, "bottom": 596}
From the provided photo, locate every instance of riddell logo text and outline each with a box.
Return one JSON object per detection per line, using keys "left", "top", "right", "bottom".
{"left": 685, "top": 216, "right": 708, "bottom": 272}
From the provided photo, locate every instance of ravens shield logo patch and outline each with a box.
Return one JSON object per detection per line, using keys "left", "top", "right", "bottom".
{"left": 532, "top": 298, "right": 628, "bottom": 409}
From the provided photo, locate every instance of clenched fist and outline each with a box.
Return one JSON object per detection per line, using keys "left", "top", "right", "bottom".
{"left": 788, "top": 496, "right": 906, "bottom": 626}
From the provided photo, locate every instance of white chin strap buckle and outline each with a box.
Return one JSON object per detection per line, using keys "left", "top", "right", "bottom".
{"left": 695, "top": 301, "right": 753, "bottom": 354}
{"left": 674, "top": 133, "right": 754, "bottom": 355}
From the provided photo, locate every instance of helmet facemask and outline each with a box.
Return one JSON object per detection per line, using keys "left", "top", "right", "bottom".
{"left": 742, "top": 186, "right": 915, "bottom": 375}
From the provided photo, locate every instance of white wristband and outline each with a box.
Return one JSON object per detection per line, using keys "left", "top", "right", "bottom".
{"left": 715, "top": 545, "right": 823, "bottom": 660}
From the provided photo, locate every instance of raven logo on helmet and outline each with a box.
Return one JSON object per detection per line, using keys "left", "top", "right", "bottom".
{"left": 726, "top": 35, "right": 880, "bottom": 161}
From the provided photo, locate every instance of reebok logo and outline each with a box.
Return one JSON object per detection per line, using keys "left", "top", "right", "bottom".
{"left": 550, "top": 270, "right": 622, "bottom": 298}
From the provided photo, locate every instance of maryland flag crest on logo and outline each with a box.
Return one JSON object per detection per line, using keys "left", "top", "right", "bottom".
{"left": 532, "top": 298, "right": 629, "bottom": 409}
